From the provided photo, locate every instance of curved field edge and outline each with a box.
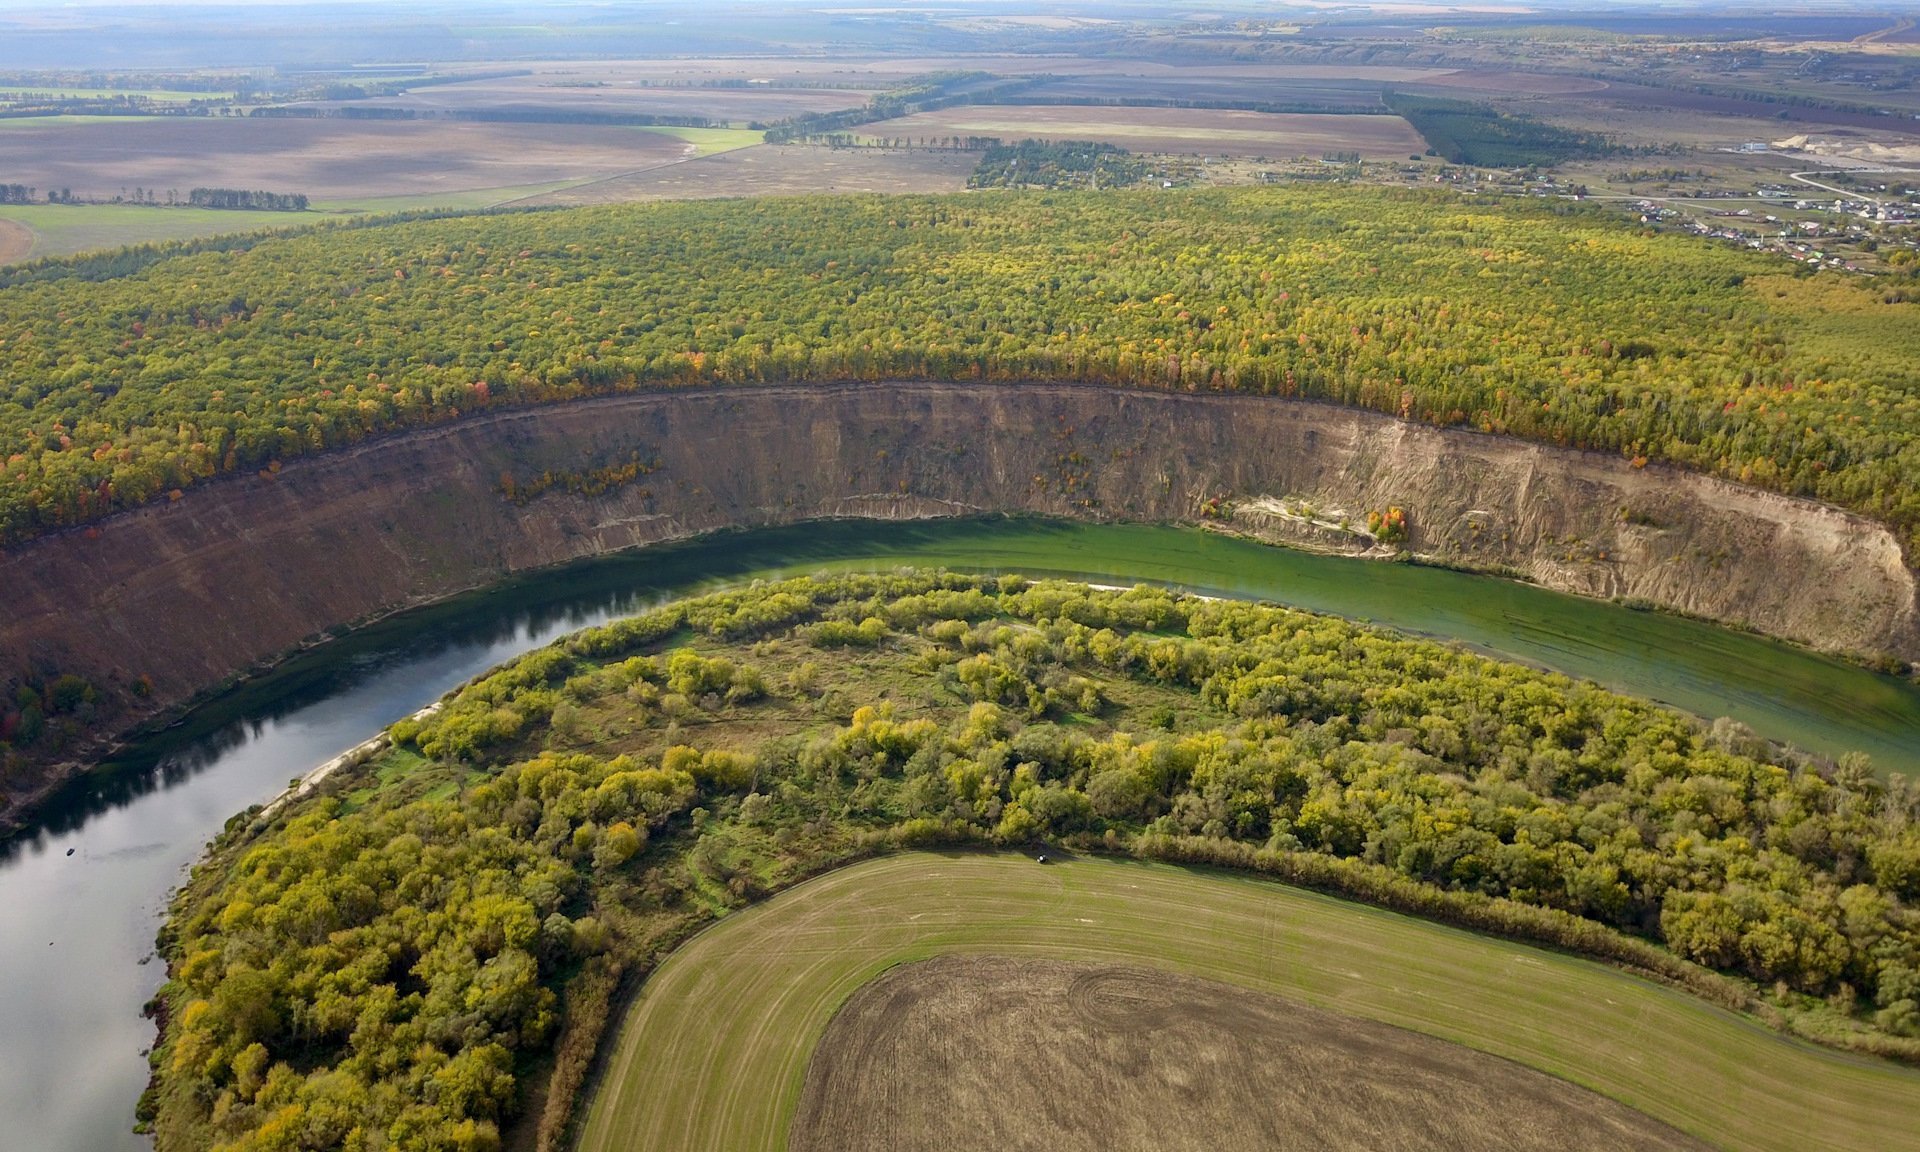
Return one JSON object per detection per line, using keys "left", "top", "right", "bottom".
{"left": 577, "top": 851, "right": 1920, "bottom": 1152}
{"left": 145, "top": 572, "right": 1920, "bottom": 1151}
{"left": 788, "top": 954, "right": 1714, "bottom": 1152}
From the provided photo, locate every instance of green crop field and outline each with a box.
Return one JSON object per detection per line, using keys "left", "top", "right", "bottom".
{"left": 0, "top": 203, "right": 313, "bottom": 259}
{"left": 308, "top": 179, "right": 594, "bottom": 215}
{"left": 580, "top": 851, "right": 1920, "bottom": 1152}
{"left": 638, "top": 124, "right": 767, "bottom": 156}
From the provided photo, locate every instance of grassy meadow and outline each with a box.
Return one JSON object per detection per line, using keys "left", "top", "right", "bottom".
{"left": 580, "top": 851, "right": 1920, "bottom": 1152}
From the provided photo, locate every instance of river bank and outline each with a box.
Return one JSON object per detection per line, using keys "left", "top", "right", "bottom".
{"left": 4, "top": 383, "right": 1915, "bottom": 835}
{"left": 6, "top": 519, "right": 1920, "bottom": 1152}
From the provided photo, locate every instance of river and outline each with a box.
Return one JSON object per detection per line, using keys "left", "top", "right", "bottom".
{"left": 3, "top": 517, "right": 1916, "bottom": 1150}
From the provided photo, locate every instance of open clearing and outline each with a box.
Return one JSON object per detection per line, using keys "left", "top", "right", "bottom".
{"left": 1404, "top": 69, "right": 1613, "bottom": 96}
{"left": 864, "top": 107, "right": 1427, "bottom": 158}
{"left": 0, "top": 116, "right": 691, "bottom": 202}
{"left": 1546, "top": 81, "right": 1920, "bottom": 139}
{"left": 0, "top": 203, "right": 313, "bottom": 260}
{"left": 578, "top": 853, "right": 1920, "bottom": 1152}
{"left": 791, "top": 955, "right": 1709, "bottom": 1152}
{"left": 318, "top": 65, "right": 873, "bottom": 123}
{"left": 0, "top": 218, "right": 31, "bottom": 262}
{"left": 627, "top": 125, "right": 766, "bottom": 157}
{"left": 516, "top": 142, "right": 976, "bottom": 205}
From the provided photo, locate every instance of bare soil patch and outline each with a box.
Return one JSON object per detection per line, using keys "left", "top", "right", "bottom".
{"left": 515, "top": 57, "right": 1455, "bottom": 84}
{"left": 1409, "top": 69, "right": 1612, "bottom": 95}
{"left": 513, "top": 143, "right": 975, "bottom": 205}
{"left": 1032, "top": 76, "right": 1391, "bottom": 109}
{"left": 1576, "top": 83, "right": 1920, "bottom": 138}
{"left": 327, "top": 66, "right": 873, "bottom": 123}
{"left": 866, "top": 107, "right": 1425, "bottom": 158}
{"left": 0, "top": 118, "right": 690, "bottom": 202}
{"left": 959, "top": 59, "right": 1455, "bottom": 82}
{"left": 499, "top": 57, "right": 942, "bottom": 87}
{"left": 790, "top": 955, "right": 1713, "bottom": 1152}
{"left": 0, "top": 218, "right": 32, "bottom": 263}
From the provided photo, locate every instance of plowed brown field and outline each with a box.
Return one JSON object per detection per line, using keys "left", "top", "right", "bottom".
{"left": 863, "top": 107, "right": 1426, "bottom": 158}
{"left": 0, "top": 117, "right": 691, "bottom": 202}
{"left": 576, "top": 853, "right": 1920, "bottom": 1152}
{"left": 0, "top": 218, "right": 31, "bottom": 263}
{"left": 792, "top": 955, "right": 1712, "bottom": 1152}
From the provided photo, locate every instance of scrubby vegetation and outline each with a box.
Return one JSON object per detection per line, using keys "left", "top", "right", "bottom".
{"left": 151, "top": 573, "right": 1920, "bottom": 1151}
{"left": 968, "top": 140, "right": 1154, "bottom": 189}
{"left": 1, "top": 188, "right": 1918, "bottom": 554}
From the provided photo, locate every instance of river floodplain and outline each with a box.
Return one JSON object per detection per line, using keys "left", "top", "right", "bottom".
{"left": 583, "top": 853, "right": 1920, "bottom": 1152}
{"left": 2, "top": 517, "right": 1916, "bottom": 1151}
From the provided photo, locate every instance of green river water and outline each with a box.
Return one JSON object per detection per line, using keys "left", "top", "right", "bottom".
{"left": 739, "top": 518, "right": 1919, "bottom": 776}
{"left": 3, "top": 516, "right": 1916, "bottom": 1152}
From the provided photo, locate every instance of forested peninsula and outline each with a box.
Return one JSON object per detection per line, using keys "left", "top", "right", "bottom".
{"left": 3, "top": 187, "right": 1917, "bottom": 554}
{"left": 151, "top": 574, "right": 1920, "bottom": 1152}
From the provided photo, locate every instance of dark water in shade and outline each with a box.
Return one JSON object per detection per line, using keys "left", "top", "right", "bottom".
{"left": 3, "top": 517, "right": 1915, "bottom": 1151}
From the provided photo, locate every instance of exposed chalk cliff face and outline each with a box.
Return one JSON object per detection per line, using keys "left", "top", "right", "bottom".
{"left": 5, "top": 383, "right": 1915, "bottom": 827}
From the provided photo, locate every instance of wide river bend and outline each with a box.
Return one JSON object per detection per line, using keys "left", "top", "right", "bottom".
{"left": 5, "top": 518, "right": 1918, "bottom": 1150}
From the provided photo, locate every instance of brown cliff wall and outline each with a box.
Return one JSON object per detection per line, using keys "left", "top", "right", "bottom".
{"left": 5, "top": 383, "right": 1915, "bottom": 826}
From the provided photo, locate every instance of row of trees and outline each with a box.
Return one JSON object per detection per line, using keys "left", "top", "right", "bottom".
{"left": 0, "top": 186, "right": 1916, "bottom": 555}
{"left": 153, "top": 573, "right": 1920, "bottom": 1150}
{"left": 186, "top": 189, "right": 310, "bottom": 212}
{"left": 246, "top": 105, "right": 720, "bottom": 128}
{"left": 0, "top": 185, "right": 291, "bottom": 208}
{"left": 756, "top": 72, "right": 1040, "bottom": 143}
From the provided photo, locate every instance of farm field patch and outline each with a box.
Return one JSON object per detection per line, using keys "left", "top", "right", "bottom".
{"left": 307, "top": 178, "right": 599, "bottom": 215}
{"left": 864, "top": 106, "right": 1427, "bottom": 158}
{"left": 1027, "top": 75, "right": 1392, "bottom": 110}
{"left": 511, "top": 57, "right": 920, "bottom": 84}
{"left": 1559, "top": 81, "right": 1920, "bottom": 138}
{"left": 1401, "top": 69, "right": 1612, "bottom": 96}
{"left": 515, "top": 142, "right": 976, "bottom": 205}
{"left": 0, "top": 116, "right": 692, "bottom": 203}
{"left": 634, "top": 124, "right": 767, "bottom": 156}
{"left": 873, "top": 58, "right": 1457, "bottom": 83}
{"left": 324, "top": 66, "right": 873, "bottom": 123}
{"left": 0, "top": 218, "right": 31, "bottom": 262}
{"left": 792, "top": 955, "right": 1710, "bottom": 1152}
{"left": 579, "top": 852, "right": 1920, "bottom": 1152}
{"left": 0, "top": 202, "right": 311, "bottom": 259}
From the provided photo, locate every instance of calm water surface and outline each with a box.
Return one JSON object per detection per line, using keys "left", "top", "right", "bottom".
{"left": 4, "top": 518, "right": 1916, "bottom": 1150}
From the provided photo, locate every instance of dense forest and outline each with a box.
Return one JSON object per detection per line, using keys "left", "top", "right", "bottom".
{"left": 151, "top": 574, "right": 1920, "bottom": 1151}
{"left": 1385, "top": 92, "right": 1616, "bottom": 166}
{"left": 1, "top": 187, "right": 1918, "bottom": 554}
